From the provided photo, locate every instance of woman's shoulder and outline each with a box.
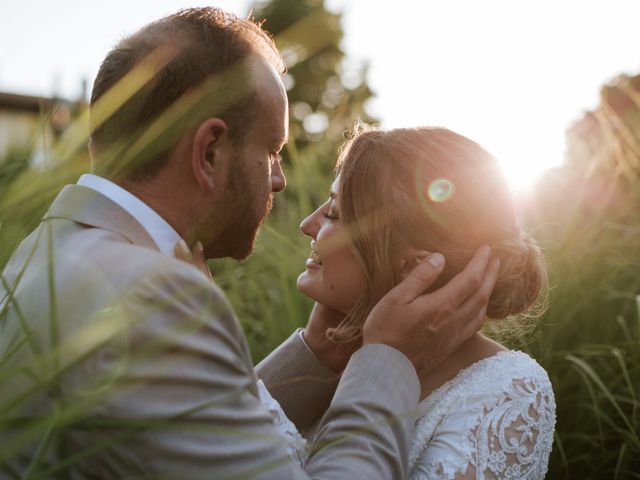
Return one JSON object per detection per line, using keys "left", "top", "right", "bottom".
{"left": 420, "top": 350, "right": 553, "bottom": 412}
{"left": 410, "top": 350, "right": 556, "bottom": 479}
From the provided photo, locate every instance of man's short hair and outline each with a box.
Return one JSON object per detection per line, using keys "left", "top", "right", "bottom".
{"left": 89, "top": 7, "right": 285, "bottom": 182}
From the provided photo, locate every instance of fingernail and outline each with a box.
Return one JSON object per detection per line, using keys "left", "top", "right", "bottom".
{"left": 178, "top": 239, "right": 190, "bottom": 255}
{"left": 427, "top": 253, "right": 445, "bottom": 269}
{"left": 196, "top": 241, "right": 204, "bottom": 253}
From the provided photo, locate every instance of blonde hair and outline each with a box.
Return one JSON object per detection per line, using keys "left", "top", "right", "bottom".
{"left": 327, "top": 123, "right": 548, "bottom": 343}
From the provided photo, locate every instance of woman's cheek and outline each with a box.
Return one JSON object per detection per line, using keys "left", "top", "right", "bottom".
{"left": 326, "top": 250, "right": 367, "bottom": 309}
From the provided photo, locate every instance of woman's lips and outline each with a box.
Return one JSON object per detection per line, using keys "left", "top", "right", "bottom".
{"left": 309, "top": 249, "right": 322, "bottom": 265}
{"left": 306, "top": 249, "right": 322, "bottom": 269}
{"left": 305, "top": 257, "right": 321, "bottom": 269}
{"left": 306, "top": 240, "right": 322, "bottom": 268}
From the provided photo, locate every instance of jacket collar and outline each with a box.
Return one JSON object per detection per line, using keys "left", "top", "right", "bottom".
{"left": 43, "top": 184, "right": 158, "bottom": 250}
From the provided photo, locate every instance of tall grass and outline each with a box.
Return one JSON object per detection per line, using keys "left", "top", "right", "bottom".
{"left": 2, "top": 120, "right": 640, "bottom": 479}
{"left": 213, "top": 149, "right": 639, "bottom": 480}
{"left": 1, "top": 53, "right": 640, "bottom": 480}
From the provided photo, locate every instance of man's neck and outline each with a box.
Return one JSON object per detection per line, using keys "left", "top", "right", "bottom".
{"left": 117, "top": 178, "right": 191, "bottom": 242}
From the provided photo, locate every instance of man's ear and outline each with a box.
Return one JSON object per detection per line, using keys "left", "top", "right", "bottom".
{"left": 191, "top": 118, "right": 230, "bottom": 192}
{"left": 398, "top": 248, "right": 432, "bottom": 279}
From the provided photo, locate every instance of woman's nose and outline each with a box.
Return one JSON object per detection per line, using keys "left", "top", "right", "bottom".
{"left": 300, "top": 207, "right": 321, "bottom": 238}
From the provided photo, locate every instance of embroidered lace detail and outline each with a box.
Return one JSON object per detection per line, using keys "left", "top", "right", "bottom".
{"left": 257, "top": 351, "right": 555, "bottom": 479}
{"left": 256, "top": 379, "right": 307, "bottom": 467}
{"left": 409, "top": 351, "right": 556, "bottom": 480}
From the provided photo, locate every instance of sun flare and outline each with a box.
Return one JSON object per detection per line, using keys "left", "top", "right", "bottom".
{"left": 491, "top": 141, "right": 564, "bottom": 193}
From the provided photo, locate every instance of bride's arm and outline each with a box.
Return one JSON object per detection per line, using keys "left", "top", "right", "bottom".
{"left": 255, "top": 303, "right": 358, "bottom": 431}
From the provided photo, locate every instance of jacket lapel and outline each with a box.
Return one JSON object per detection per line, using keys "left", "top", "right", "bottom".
{"left": 43, "top": 184, "right": 158, "bottom": 251}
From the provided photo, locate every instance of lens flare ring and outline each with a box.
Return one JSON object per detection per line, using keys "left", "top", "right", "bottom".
{"left": 428, "top": 178, "right": 455, "bottom": 203}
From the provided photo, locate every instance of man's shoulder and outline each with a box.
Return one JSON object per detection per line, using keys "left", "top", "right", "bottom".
{"left": 2, "top": 220, "right": 247, "bottom": 369}
{"left": 32, "top": 219, "right": 210, "bottom": 290}
{"left": 3, "top": 220, "right": 233, "bottom": 330}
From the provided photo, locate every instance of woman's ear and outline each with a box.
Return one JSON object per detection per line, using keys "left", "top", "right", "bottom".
{"left": 191, "top": 118, "right": 230, "bottom": 192}
{"left": 399, "top": 248, "right": 432, "bottom": 279}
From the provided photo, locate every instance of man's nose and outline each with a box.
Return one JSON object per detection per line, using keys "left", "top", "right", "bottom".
{"left": 271, "top": 161, "right": 286, "bottom": 193}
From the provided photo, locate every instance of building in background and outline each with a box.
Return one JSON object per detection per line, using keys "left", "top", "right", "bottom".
{"left": 0, "top": 85, "right": 86, "bottom": 165}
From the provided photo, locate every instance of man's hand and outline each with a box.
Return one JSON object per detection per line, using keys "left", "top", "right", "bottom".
{"left": 303, "top": 303, "right": 361, "bottom": 374}
{"left": 174, "top": 239, "right": 213, "bottom": 282}
{"left": 362, "top": 245, "right": 500, "bottom": 379}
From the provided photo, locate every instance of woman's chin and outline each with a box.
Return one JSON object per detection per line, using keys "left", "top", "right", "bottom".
{"left": 297, "top": 272, "right": 322, "bottom": 303}
{"left": 296, "top": 271, "right": 312, "bottom": 296}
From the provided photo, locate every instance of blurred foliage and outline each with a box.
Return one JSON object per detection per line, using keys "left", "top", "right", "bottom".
{"left": 565, "top": 74, "right": 640, "bottom": 186}
{"left": 253, "top": 0, "right": 377, "bottom": 174}
{"left": 518, "top": 73, "right": 640, "bottom": 479}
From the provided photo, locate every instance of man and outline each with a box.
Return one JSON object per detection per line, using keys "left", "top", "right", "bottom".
{"left": 0, "top": 7, "right": 499, "bottom": 479}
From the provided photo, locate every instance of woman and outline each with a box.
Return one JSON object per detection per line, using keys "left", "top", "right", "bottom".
{"left": 294, "top": 124, "right": 556, "bottom": 479}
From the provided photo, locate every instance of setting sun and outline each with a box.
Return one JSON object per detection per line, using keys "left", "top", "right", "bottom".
{"left": 491, "top": 137, "right": 564, "bottom": 192}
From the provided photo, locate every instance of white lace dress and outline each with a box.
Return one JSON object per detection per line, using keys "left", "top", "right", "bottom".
{"left": 409, "top": 351, "right": 556, "bottom": 479}
{"left": 258, "top": 350, "right": 556, "bottom": 480}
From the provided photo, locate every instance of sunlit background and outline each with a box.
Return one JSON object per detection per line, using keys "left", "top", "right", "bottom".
{"left": 2, "top": 0, "right": 640, "bottom": 189}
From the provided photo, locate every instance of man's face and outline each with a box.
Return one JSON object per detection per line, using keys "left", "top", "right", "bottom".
{"left": 217, "top": 64, "right": 289, "bottom": 259}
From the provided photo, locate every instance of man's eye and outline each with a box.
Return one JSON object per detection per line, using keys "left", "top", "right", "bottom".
{"left": 270, "top": 153, "right": 282, "bottom": 164}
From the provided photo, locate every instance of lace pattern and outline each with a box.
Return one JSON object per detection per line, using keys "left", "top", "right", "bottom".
{"left": 256, "top": 351, "right": 555, "bottom": 479}
{"left": 256, "top": 379, "right": 308, "bottom": 467}
{"left": 409, "top": 351, "right": 556, "bottom": 480}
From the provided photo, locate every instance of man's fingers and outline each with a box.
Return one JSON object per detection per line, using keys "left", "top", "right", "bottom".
{"left": 428, "top": 245, "right": 491, "bottom": 308}
{"left": 459, "top": 306, "right": 488, "bottom": 343}
{"left": 388, "top": 252, "right": 446, "bottom": 303}
{"left": 193, "top": 241, "right": 206, "bottom": 267}
{"left": 456, "top": 257, "right": 501, "bottom": 332}
{"left": 174, "top": 239, "right": 192, "bottom": 262}
{"left": 174, "top": 239, "right": 213, "bottom": 280}
{"left": 193, "top": 241, "right": 213, "bottom": 280}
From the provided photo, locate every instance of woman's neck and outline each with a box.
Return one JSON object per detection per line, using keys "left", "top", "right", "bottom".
{"left": 420, "top": 333, "right": 507, "bottom": 400}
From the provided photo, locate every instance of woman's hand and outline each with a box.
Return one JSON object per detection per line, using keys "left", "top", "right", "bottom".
{"left": 174, "top": 239, "right": 213, "bottom": 282}
{"left": 303, "top": 303, "right": 361, "bottom": 375}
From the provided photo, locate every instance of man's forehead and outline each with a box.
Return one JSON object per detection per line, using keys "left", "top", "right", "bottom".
{"left": 248, "top": 56, "right": 285, "bottom": 97}
{"left": 256, "top": 74, "right": 288, "bottom": 144}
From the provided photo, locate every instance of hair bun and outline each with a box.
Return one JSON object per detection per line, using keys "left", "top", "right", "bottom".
{"left": 487, "top": 234, "right": 548, "bottom": 321}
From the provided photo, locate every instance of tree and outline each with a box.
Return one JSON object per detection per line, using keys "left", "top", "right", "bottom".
{"left": 252, "top": 0, "right": 378, "bottom": 177}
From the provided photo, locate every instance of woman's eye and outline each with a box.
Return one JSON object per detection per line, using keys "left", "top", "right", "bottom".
{"left": 323, "top": 200, "right": 339, "bottom": 220}
{"left": 318, "top": 196, "right": 339, "bottom": 220}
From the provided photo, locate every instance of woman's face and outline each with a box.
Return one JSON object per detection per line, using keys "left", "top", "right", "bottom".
{"left": 297, "top": 175, "right": 367, "bottom": 314}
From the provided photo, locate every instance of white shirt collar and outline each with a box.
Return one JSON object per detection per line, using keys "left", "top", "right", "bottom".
{"left": 77, "top": 173, "right": 182, "bottom": 256}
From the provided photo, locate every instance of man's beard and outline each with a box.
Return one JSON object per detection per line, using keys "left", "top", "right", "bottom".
{"left": 220, "top": 151, "right": 274, "bottom": 260}
{"left": 228, "top": 192, "right": 273, "bottom": 260}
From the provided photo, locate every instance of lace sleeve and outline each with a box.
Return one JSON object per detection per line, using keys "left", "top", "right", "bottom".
{"left": 256, "top": 379, "right": 308, "bottom": 467}
{"left": 411, "top": 375, "right": 556, "bottom": 480}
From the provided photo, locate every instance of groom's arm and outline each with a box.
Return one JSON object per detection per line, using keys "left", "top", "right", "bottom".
{"left": 256, "top": 303, "right": 357, "bottom": 431}
{"left": 93, "top": 260, "right": 420, "bottom": 479}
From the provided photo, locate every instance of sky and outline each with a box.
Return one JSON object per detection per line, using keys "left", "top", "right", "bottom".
{"left": 2, "top": 0, "right": 640, "bottom": 189}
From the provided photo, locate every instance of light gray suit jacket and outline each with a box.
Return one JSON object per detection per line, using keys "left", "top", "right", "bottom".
{"left": 0, "top": 185, "right": 420, "bottom": 479}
